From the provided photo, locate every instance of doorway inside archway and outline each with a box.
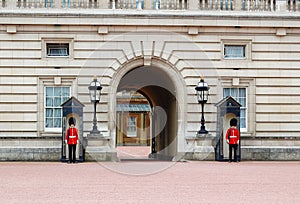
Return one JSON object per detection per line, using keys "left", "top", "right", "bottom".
{"left": 116, "top": 65, "right": 178, "bottom": 161}
{"left": 116, "top": 91, "right": 151, "bottom": 160}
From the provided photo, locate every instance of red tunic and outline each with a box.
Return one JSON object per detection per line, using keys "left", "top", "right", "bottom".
{"left": 65, "top": 127, "right": 78, "bottom": 145}
{"left": 226, "top": 127, "right": 240, "bottom": 145}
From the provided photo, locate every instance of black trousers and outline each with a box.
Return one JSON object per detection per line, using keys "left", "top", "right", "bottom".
{"left": 68, "top": 144, "right": 77, "bottom": 163}
{"left": 229, "top": 144, "right": 238, "bottom": 162}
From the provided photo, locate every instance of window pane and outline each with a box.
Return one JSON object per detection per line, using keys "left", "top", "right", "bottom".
{"left": 240, "top": 118, "right": 246, "bottom": 128}
{"left": 240, "top": 109, "right": 245, "bottom": 118}
{"left": 54, "top": 87, "right": 62, "bottom": 96}
{"left": 224, "top": 45, "right": 245, "bottom": 58}
{"left": 62, "top": 87, "right": 70, "bottom": 97}
{"left": 54, "top": 97, "right": 61, "bottom": 106}
{"left": 54, "top": 118, "right": 61, "bottom": 128}
{"left": 46, "top": 87, "right": 53, "bottom": 96}
{"left": 240, "top": 98, "right": 246, "bottom": 107}
{"left": 127, "top": 116, "right": 137, "bottom": 137}
{"left": 46, "top": 118, "right": 53, "bottom": 128}
{"left": 239, "top": 88, "right": 246, "bottom": 97}
{"left": 46, "top": 97, "right": 53, "bottom": 106}
{"left": 54, "top": 108, "right": 61, "bottom": 117}
{"left": 223, "top": 88, "right": 230, "bottom": 97}
{"left": 46, "top": 108, "right": 53, "bottom": 117}
{"left": 231, "top": 88, "right": 238, "bottom": 98}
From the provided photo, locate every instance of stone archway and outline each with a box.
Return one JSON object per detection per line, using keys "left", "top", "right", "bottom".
{"left": 109, "top": 58, "right": 186, "bottom": 160}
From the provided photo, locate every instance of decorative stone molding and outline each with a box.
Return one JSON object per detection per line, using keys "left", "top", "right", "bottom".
{"left": 6, "top": 25, "right": 16, "bottom": 34}
{"left": 188, "top": 27, "right": 198, "bottom": 35}
{"left": 98, "top": 26, "right": 109, "bottom": 34}
{"left": 276, "top": 28, "right": 286, "bottom": 36}
{"left": 143, "top": 55, "right": 152, "bottom": 66}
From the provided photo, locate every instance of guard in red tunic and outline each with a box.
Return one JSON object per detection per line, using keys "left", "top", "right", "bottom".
{"left": 226, "top": 118, "right": 240, "bottom": 162}
{"left": 65, "top": 118, "right": 79, "bottom": 163}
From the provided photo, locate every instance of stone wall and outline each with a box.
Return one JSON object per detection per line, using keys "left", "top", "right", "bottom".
{"left": 0, "top": 10, "right": 300, "bottom": 160}
{"left": 0, "top": 137, "right": 61, "bottom": 161}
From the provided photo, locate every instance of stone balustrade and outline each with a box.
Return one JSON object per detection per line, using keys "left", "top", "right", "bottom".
{"left": 199, "top": 0, "right": 277, "bottom": 11}
{"left": 287, "top": 0, "right": 300, "bottom": 11}
{"left": 0, "top": 0, "right": 299, "bottom": 11}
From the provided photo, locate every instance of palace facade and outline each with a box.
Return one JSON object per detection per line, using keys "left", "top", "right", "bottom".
{"left": 1, "top": 0, "right": 300, "bottom": 161}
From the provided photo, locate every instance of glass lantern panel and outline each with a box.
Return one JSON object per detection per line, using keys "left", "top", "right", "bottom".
{"left": 198, "top": 91, "right": 204, "bottom": 102}
{"left": 197, "top": 90, "right": 209, "bottom": 102}
{"left": 204, "top": 90, "right": 209, "bottom": 101}
{"left": 90, "top": 90, "right": 96, "bottom": 101}
{"left": 95, "top": 89, "right": 101, "bottom": 101}
{"left": 89, "top": 80, "right": 102, "bottom": 102}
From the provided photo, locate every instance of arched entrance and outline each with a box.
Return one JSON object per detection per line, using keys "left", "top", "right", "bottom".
{"left": 113, "top": 63, "right": 180, "bottom": 160}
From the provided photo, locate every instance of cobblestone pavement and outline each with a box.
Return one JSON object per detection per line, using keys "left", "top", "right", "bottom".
{"left": 1, "top": 161, "right": 300, "bottom": 204}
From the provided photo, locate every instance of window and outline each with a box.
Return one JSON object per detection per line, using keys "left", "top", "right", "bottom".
{"left": 46, "top": 43, "right": 69, "bottom": 57}
{"left": 221, "top": 39, "right": 252, "bottom": 61}
{"left": 45, "top": 87, "right": 70, "bottom": 131}
{"left": 127, "top": 116, "right": 137, "bottom": 137}
{"left": 223, "top": 88, "right": 247, "bottom": 130}
{"left": 224, "top": 45, "right": 246, "bottom": 59}
{"left": 42, "top": 38, "right": 74, "bottom": 59}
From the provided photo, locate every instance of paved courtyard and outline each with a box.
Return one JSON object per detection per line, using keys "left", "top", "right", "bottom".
{"left": 1, "top": 161, "right": 300, "bottom": 204}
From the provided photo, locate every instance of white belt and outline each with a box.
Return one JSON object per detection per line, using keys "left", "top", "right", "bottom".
{"left": 229, "top": 136, "right": 237, "bottom": 138}
{"left": 69, "top": 136, "right": 76, "bottom": 138}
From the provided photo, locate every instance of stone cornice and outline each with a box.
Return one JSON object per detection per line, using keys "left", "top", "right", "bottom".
{"left": 1, "top": 9, "right": 300, "bottom": 27}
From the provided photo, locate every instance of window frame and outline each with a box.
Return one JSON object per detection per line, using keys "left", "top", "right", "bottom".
{"left": 44, "top": 86, "right": 71, "bottom": 132}
{"left": 42, "top": 38, "right": 74, "bottom": 59}
{"left": 221, "top": 39, "right": 252, "bottom": 61}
